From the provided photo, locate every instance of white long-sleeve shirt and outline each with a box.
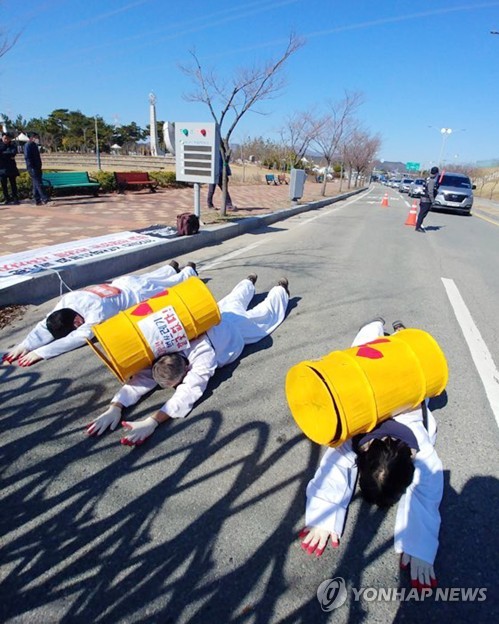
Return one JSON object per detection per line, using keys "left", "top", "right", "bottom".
{"left": 20, "top": 265, "right": 195, "bottom": 360}
{"left": 112, "top": 279, "right": 289, "bottom": 419}
{"left": 305, "top": 319, "right": 443, "bottom": 564}
{"left": 305, "top": 405, "right": 443, "bottom": 564}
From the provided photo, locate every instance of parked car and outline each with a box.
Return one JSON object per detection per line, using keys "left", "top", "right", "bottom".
{"left": 389, "top": 178, "right": 402, "bottom": 188}
{"left": 408, "top": 178, "right": 426, "bottom": 197}
{"left": 431, "top": 172, "right": 476, "bottom": 214}
{"left": 399, "top": 178, "right": 413, "bottom": 193}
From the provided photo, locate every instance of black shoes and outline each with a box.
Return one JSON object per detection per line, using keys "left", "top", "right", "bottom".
{"left": 170, "top": 260, "right": 198, "bottom": 275}
{"left": 415, "top": 227, "right": 425, "bottom": 233}
{"left": 247, "top": 273, "right": 258, "bottom": 285}
{"left": 392, "top": 320, "right": 406, "bottom": 332}
{"left": 277, "top": 277, "right": 289, "bottom": 295}
{"left": 358, "top": 317, "right": 385, "bottom": 331}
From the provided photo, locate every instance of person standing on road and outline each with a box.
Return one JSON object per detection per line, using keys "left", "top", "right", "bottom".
{"left": 87, "top": 274, "right": 290, "bottom": 445}
{"left": 24, "top": 131, "right": 50, "bottom": 205}
{"left": 0, "top": 132, "right": 20, "bottom": 205}
{"left": 207, "top": 152, "right": 236, "bottom": 211}
{"left": 300, "top": 318, "right": 443, "bottom": 591}
{"left": 3, "top": 261, "right": 197, "bottom": 367}
{"left": 415, "top": 166, "right": 439, "bottom": 233}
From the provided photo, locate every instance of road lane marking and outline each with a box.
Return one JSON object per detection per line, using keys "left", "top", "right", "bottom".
{"left": 441, "top": 277, "right": 499, "bottom": 428}
{"left": 202, "top": 240, "right": 267, "bottom": 270}
{"left": 473, "top": 212, "right": 499, "bottom": 227}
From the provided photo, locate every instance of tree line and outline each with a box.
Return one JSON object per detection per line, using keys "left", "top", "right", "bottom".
{"left": 1, "top": 109, "right": 158, "bottom": 154}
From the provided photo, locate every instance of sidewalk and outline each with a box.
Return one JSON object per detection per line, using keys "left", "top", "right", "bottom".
{"left": 0, "top": 179, "right": 345, "bottom": 256}
{"left": 1, "top": 178, "right": 364, "bottom": 306}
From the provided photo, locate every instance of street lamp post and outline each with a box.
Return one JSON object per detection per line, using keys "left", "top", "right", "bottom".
{"left": 94, "top": 116, "right": 101, "bottom": 171}
{"left": 438, "top": 127, "right": 452, "bottom": 165}
{"left": 428, "top": 126, "right": 465, "bottom": 167}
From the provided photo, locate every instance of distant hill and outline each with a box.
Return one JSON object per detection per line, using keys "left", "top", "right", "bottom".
{"left": 374, "top": 160, "right": 408, "bottom": 173}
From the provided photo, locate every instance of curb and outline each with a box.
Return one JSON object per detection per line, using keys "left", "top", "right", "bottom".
{"left": 1, "top": 188, "right": 365, "bottom": 306}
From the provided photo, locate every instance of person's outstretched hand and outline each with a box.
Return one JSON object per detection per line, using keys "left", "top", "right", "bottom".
{"left": 400, "top": 553, "right": 437, "bottom": 590}
{"left": 3, "top": 345, "right": 29, "bottom": 364}
{"left": 120, "top": 417, "right": 158, "bottom": 446}
{"left": 86, "top": 405, "right": 122, "bottom": 436}
{"left": 300, "top": 526, "right": 339, "bottom": 557}
{"left": 18, "top": 351, "right": 43, "bottom": 367}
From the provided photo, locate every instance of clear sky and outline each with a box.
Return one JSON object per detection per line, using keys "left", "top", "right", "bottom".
{"left": 1, "top": 0, "right": 499, "bottom": 166}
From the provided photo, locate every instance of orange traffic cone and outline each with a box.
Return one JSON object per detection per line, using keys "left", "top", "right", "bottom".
{"left": 381, "top": 193, "right": 389, "bottom": 207}
{"left": 405, "top": 200, "right": 418, "bottom": 226}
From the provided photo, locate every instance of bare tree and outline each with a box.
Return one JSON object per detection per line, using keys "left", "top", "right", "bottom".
{"left": 181, "top": 34, "right": 303, "bottom": 215}
{"left": 278, "top": 109, "right": 324, "bottom": 170}
{"left": 1, "top": 14, "right": 20, "bottom": 59}
{"left": 312, "top": 91, "right": 363, "bottom": 196}
{"left": 344, "top": 130, "right": 382, "bottom": 188}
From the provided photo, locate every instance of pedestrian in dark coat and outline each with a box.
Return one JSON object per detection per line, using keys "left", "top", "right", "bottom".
{"left": 24, "top": 132, "right": 49, "bottom": 205}
{"left": 0, "top": 132, "right": 20, "bottom": 204}
{"left": 207, "top": 152, "right": 236, "bottom": 211}
{"left": 416, "top": 166, "right": 439, "bottom": 232}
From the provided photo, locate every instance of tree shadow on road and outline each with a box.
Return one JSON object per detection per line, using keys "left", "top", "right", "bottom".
{"left": 0, "top": 363, "right": 323, "bottom": 623}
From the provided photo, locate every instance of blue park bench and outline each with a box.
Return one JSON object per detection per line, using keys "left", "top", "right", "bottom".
{"left": 265, "top": 174, "right": 278, "bottom": 185}
{"left": 42, "top": 171, "right": 100, "bottom": 197}
{"left": 266, "top": 173, "right": 289, "bottom": 185}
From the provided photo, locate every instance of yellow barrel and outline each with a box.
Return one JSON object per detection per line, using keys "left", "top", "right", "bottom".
{"left": 286, "top": 329, "right": 448, "bottom": 446}
{"left": 88, "top": 276, "right": 221, "bottom": 382}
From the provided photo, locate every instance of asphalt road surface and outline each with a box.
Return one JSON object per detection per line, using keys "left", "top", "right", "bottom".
{"left": 1, "top": 185, "right": 498, "bottom": 623}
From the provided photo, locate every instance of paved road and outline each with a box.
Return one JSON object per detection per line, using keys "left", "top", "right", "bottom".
{"left": 1, "top": 185, "right": 498, "bottom": 623}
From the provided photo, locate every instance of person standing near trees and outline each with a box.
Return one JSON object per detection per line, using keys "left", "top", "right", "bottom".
{"left": 24, "top": 131, "right": 50, "bottom": 205}
{"left": 207, "top": 151, "right": 236, "bottom": 211}
{"left": 0, "top": 132, "right": 20, "bottom": 205}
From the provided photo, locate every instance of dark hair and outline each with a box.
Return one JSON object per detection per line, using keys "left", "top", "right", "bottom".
{"left": 27, "top": 131, "right": 40, "bottom": 139}
{"left": 430, "top": 166, "right": 439, "bottom": 175}
{"left": 46, "top": 308, "right": 79, "bottom": 339}
{"left": 152, "top": 352, "right": 189, "bottom": 388}
{"left": 356, "top": 438, "right": 415, "bottom": 508}
{"left": 2, "top": 132, "right": 14, "bottom": 139}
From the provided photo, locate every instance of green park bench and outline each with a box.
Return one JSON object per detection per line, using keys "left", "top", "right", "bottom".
{"left": 42, "top": 171, "right": 100, "bottom": 197}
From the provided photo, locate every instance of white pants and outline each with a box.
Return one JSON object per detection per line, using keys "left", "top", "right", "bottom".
{"left": 218, "top": 278, "right": 289, "bottom": 344}
{"left": 351, "top": 319, "right": 384, "bottom": 347}
{"left": 114, "top": 264, "right": 197, "bottom": 305}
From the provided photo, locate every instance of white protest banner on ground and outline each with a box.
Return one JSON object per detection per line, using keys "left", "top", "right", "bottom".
{"left": 0, "top": 232, "right": 160, "bottom": 290}
{"left": 137, "top": 306, "right": 190, "bottom": 357}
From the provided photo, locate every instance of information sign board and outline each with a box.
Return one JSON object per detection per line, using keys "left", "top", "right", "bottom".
{"left": 175, "top": 122, "right": 220, "bottom": 184}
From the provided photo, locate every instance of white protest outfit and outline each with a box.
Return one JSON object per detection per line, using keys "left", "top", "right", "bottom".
{"left": 21, "top": 265, "right": 197, "bottom": 360}
{"left": 112, "top": 278, "right": 289, "bottom": 419}
{"left": 305, "top": 320, "right": 444, "bottom": 565}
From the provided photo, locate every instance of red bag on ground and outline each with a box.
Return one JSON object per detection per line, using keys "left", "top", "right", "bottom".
{"left": 176, "top": 213, "right": 200, "bottom": 236}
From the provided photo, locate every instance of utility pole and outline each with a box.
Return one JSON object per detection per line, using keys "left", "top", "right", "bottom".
{"left": 94, "top": 116, "right": 101, "bottom": 171}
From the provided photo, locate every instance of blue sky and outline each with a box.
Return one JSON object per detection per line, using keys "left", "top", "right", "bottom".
{"left": 1, "top": 0, "right": 499, "bottom": 166}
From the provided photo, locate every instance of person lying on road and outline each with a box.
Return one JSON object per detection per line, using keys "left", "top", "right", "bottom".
{"left": 300, "top": 318, "right": 443, "bottom": 592}
{"left": 3, "top": 260, "right": 196, "bottom": 367}
{"left": 87, "top": 274, "right": 290, "bottom": 446}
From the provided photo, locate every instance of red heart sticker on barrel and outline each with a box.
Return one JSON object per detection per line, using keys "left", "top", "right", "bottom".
{"left": 131, "top": 302, "right": 154, "bottom": 316}
{"left": 356, "top": 338, "right": 390, "bottom": 359}
{"left": 151, "top": 290, "right": 168, "bottom": 298}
